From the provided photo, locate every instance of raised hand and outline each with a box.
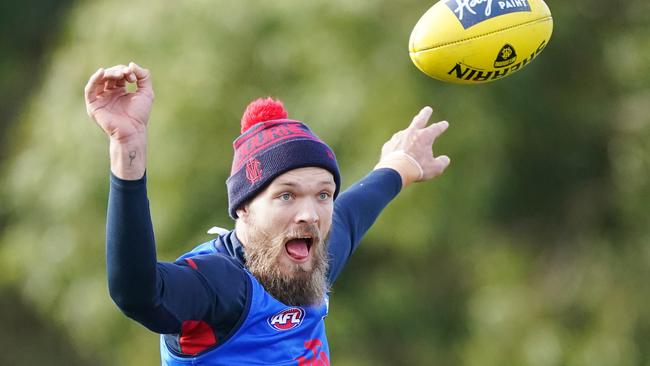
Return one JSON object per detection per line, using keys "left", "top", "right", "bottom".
{"left": 84, "top": 62, "right": 153, "bottom": 180}
{"left": 375, "top": 106, "right": 451, "bottom": 188}
{"left": 84, "top": 62, "right": 154, "bottom": 143}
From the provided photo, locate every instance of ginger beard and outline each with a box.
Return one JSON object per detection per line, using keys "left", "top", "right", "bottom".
{"left": 244, "top": 219, "right": 330, "bottom": 306}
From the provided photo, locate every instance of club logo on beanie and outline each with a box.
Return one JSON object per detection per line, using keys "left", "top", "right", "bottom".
{"left": 226, "top": 97, "right": 341, "bottom": 219}
{"left": 245, "top": 158, "right": 263, "bottom": 184}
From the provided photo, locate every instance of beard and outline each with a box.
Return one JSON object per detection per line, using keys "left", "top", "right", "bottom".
{"left": 243, "top": 221, "right": 330, "bottom": 306}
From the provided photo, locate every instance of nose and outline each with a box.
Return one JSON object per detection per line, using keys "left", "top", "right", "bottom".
{"left": 294, "top": 198, "right": 319, "bottom": 225}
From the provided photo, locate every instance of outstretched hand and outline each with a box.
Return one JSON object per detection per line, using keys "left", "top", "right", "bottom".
{"left": 84, "top": 62, "right": 154, "bottom": 143}
{"left": 375, "top": 106, "right": 450, "bottom": 188}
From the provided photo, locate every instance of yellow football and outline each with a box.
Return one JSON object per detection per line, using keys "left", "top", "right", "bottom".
{"left": 409, "top": 0, "right": 553, "bottom": 84}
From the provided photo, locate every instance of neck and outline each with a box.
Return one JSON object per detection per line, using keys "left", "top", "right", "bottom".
{"left": 234, "top": 220, "right": 250, "bottom": 249}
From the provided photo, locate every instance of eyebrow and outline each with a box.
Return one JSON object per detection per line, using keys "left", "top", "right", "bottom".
{"left": 275, "top": 181, "right": 335, "bottom": 188}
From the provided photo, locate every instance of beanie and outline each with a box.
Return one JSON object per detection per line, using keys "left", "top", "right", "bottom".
{"left": 226, "top": 97, "right": 341, "bottom": 219}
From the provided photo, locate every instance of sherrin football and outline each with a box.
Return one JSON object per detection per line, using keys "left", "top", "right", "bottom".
{"left": 409, "top": 0, "right": 553, "bottom": 84}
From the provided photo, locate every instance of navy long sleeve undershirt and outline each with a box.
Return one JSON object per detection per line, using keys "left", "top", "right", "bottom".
{"left": 106, "top": 168, "right": 401, "bottom": 338}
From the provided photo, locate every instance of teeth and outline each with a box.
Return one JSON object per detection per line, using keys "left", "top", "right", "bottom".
{"left": 285, "top": 236, "right": 314, "bottom": 241}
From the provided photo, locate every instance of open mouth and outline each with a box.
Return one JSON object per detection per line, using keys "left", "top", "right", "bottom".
{"left": 285, "top": 237, "right": 314, "bottom": 261}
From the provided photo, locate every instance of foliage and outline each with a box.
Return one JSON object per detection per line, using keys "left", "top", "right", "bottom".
{"left": 1, "top": 0, "right": 649, "bottom": 364}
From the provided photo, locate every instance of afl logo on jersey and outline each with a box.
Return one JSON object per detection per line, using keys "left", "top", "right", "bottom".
{"left": 268, "top": 308, "right": 305, "bottom": 331}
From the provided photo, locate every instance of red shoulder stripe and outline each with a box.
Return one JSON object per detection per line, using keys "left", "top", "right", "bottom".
{"left": 180, "top": 320, "right": 217, "bottom": 355}
{"left": 185, "top": 258, "right": 198, "bottom": 270}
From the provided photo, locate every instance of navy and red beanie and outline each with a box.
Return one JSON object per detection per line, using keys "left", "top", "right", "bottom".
{"left": 226, "top": 97, "right": 341, "bottom": 219}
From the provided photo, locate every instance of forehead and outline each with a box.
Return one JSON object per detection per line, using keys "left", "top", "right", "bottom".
{"left": 269, "top": 167, "right": 334, "bottom": 188}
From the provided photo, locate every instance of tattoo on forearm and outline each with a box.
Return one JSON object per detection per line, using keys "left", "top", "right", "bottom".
{"left": 129, "top": 151, "right": 136, "bottom": 166}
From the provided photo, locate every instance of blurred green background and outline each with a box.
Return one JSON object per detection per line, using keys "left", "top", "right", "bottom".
{"left": 1, "top": 0, "right": 649, "bottom": 365}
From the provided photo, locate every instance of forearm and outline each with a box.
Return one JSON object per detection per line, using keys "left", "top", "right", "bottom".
{"left": 109, "top": 136, "right": 146, "bottom": 180}
{"left": 336, "top": 168, "right": 402, "bottom": 242}
{"left": 106, "top": 173, "right": 158, "bottom": 310}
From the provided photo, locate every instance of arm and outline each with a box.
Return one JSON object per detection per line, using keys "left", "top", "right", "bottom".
{"left": 108, "top": 173, "right": 248, "bottom": 337}
{"left": 327, "top": 168, "right": 402, "bottom": 283}
{"left": 106, "top": 173, "right": 212, "bottom": 333}
{"left": 86, "top": 63, "right": 201, "bottom": 331}
{"left": 327, "top": 106, "right": 451, "bottom": 284}
{"left": 86, "top": 64, "right": 246, "bottom": 335}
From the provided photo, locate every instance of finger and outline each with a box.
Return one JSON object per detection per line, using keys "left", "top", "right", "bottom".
{"left": 409, "top": 106, "right": 433, "bottom": 129}
{"left": 129, "top": 62, "right": 153, "bottom": 93}
{"left": 425, "top": 119, "right": 449, "bottom": 133}
{"left": 424, "top": 155, "right": 451, "bottom": 180}
{"left": 101, "top": 64, "right": 129, "bottom": 79}
{"left": 105, "top": 79, "right": 117, "bottom": 90}
{"left": 84, "top": 68, "right": 105, "bottom": 103}
{"left": 420, "top": 121, "right": 449, "bottom": 145}
{"left": 117, "top": 64, "right": 136, "bottom": 84}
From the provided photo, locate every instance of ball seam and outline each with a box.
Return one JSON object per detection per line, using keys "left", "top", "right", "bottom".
{"left": 411, "top": 16, "right": 552, "bottom": 53}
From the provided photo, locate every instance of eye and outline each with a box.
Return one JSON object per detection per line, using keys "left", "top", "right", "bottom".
{"left": 279, "top": 193, "right": 292, "bottom": 201}
{"left": 318, "top": 192, "right": 330, "bottom": 200}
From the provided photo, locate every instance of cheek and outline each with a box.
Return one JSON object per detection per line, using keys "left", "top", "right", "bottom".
{"left": 249, "top": 205, "right": 290, "bottom": 235}
{"left": 266, "top": 210, "right": 291, "bottom": 232}
{"left": 318, "top": 204, "right": 334, "bottom": 231}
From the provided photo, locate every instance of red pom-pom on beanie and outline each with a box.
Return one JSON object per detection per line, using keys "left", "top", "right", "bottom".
{"left": 240, "top": 97, "right": 289, "bottom": 133}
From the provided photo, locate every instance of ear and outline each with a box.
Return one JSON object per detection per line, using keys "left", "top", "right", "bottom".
{"left": 236, "top": 205, "right": 249, "bottom": 221}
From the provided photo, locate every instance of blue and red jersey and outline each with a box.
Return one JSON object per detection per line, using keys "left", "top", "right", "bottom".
{"left": 106, "top": 169, "right": 401, "bottom": 364}
{"left": 161, "top": 268, "right": 330, "bottom": 365}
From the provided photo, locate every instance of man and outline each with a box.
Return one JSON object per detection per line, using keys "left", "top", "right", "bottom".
{"left": 84, "top": 62, "right": 450, "bottom": 365}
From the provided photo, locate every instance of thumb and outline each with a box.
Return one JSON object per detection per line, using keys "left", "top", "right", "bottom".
{"left": 129, "top": 62, "right": 154, "bottom": 97}
{"left": 424, "top": 155, "right": 451, "bottom": 180}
